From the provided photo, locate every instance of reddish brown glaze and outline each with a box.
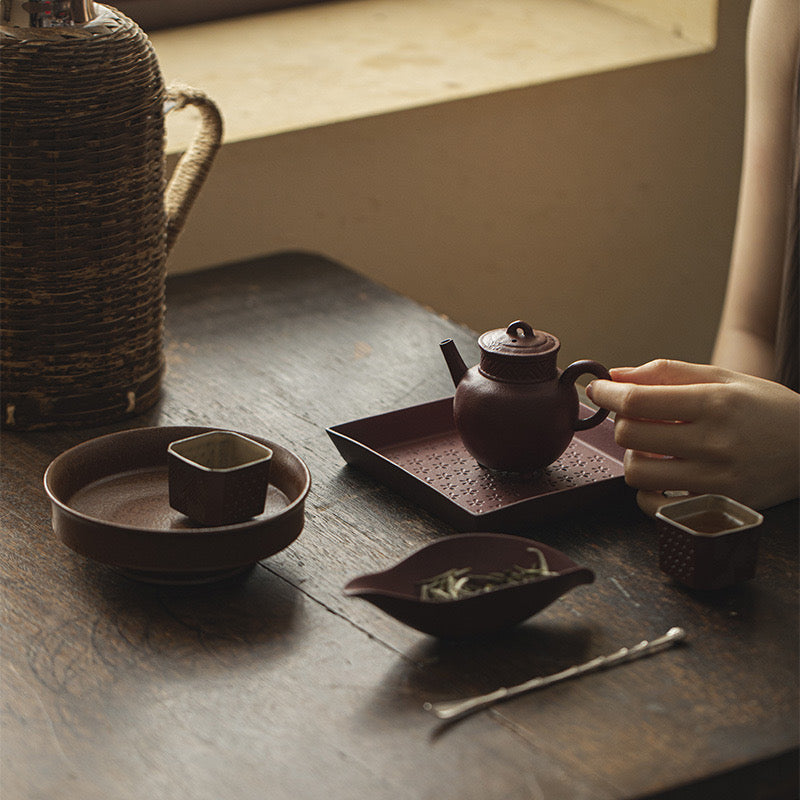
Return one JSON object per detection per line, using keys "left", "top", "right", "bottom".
{"left": 441, "top": 321, "right": 611, "bottom": 472}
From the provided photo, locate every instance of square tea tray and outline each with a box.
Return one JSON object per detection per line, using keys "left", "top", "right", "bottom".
{"left": 327, "top": 397, "right": 628, "bottom": 531}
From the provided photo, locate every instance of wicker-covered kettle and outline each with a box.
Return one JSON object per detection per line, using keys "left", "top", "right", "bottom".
{"left": 0, "top": 2, "right": 222, "bottom": 429}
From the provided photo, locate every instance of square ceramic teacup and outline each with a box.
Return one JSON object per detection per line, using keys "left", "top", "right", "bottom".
{"left": 168, "top": 431, "right": 273, "bottom": 526}
{"left": 655, "top": 494, "right": 763, "bottom": 590}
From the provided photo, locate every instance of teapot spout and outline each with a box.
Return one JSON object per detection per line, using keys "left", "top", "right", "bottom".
{"left": 440, "top": 339, "right": 468, "bottom": 388}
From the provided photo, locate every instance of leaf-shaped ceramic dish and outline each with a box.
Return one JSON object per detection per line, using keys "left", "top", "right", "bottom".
{"left": 343, "top": 533, "right": 594, "bottom": 637}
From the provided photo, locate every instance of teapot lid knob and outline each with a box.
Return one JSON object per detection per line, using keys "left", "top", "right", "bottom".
{"left": 505, "top": 320, "right": 535, "bottom": 340}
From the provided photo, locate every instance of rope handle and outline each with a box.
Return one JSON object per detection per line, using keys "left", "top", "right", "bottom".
{"left": 163, "top": 84, "right": 223, "bottom": 254}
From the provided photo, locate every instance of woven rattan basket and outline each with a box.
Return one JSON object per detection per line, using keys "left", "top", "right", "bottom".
{"left": 0, "top": 4, "right": 222, "bottom": 429}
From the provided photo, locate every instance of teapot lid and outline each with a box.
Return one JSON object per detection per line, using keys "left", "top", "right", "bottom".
{"left": 478, "top": 320, "right": 559, "bottom": 357}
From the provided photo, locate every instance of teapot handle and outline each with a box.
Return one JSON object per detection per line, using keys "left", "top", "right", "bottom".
{"left": 163, "top": 84, "right": 224, "bottom": 254}
{"left": 559, "top": 360, "right": 612, "bottom": 431}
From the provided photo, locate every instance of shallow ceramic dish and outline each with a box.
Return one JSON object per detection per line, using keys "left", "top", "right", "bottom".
{"left": 344, "top": 533, "right": 594, "bottom": 637}
{"left": 44, "top": 426, "right": 311, "bottom": 584}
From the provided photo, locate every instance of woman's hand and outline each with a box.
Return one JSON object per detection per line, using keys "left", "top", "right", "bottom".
{"left": 586, "top": 359, "right": 800, "bottom": 515}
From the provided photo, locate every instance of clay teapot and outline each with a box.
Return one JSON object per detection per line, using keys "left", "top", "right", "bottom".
{"left": 440, "top": 321, "right": 611, "bottom": 472}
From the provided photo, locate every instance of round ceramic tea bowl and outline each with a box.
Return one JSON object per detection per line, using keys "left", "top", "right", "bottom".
{"left": 44, "top": 426, "right": 311, "bottom": 584}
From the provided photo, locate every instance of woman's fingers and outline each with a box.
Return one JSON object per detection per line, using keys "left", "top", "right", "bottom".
{"left": 635, "top": 490, "right": 698, "bottom": 517}
{"left": 612, "top": 417, "right": 713, "bottom": 460}
{"left": 587, "top": 360, "right": 737, "bottom": 423}
{"left": 585, "top": 362, "right": 799, "bottom": 511}
{"left": 609, "top": 359, "right": 731, "bottom": 386}
{"left": 622, "top": 449, "right": 725, "bottom": 494}
{"left": 586, "top": 379, "right": 714, "bottom": 422}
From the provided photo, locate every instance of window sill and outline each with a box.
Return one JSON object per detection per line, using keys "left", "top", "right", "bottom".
{"left": 151, "top": 0, "right": 717, "bottom": 153}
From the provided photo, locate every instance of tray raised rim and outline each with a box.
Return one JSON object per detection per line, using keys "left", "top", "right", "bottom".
{"left": 327, "top": 396, "right": 627, "bottom": 530}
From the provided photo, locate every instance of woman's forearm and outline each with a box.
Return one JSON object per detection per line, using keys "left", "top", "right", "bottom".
{"left": 711, "top": 325, "right": 777, "bottom": 379}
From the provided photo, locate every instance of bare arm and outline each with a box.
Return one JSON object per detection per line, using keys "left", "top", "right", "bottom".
{"left": 712, "top": 0, "right": 798, "bottom": 377}
{"left": 586, "top": 0, "right": 800, "bottom": 516}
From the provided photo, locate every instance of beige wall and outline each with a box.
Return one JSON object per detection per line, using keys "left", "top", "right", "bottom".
{"left": 165, "top": 1, "right": 749, "bottom": 370}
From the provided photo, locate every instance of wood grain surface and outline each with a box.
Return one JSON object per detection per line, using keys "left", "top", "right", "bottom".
{"left": 1, "top": 253, "right": 797, "bottom": 800}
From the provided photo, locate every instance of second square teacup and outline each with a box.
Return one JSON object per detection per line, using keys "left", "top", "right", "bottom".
{"left": 656, "top": 494, "right": 763, "bottom": 590}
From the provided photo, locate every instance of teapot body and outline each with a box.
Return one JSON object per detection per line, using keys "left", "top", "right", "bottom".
{"left": 441, "top": 321, "right": 612, "bottom": 472}
{"left": 454, "top": 365, "right": 579, "bottom": 472}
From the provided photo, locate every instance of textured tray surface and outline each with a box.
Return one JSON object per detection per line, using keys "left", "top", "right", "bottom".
{"left": 328, "top": 397, "right": 626, "bottom": 530}
{"left": 383, "top": 431, "right": 621, "bottom": 515}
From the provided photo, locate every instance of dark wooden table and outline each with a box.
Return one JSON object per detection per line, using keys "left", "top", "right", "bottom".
{"left": 2, "top": 253, "right": 797, "bottom": 800}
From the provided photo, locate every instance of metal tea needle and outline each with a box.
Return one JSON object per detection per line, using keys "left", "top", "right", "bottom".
{"left": 424, "top": 626, "right": 686, "bottom": 723}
